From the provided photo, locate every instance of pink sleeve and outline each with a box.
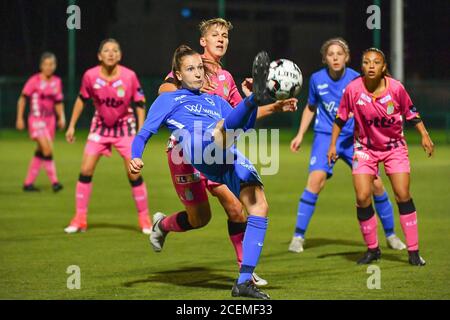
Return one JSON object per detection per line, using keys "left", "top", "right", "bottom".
{"left": 227, "top": 76, "right": 243, "bottom": 107}
{"left": 22, "top": 77, "right": 35, "bottom": 97}
{"left": 54, "top": 78, "right": 64, "bottom": 103}
{"left": 337, "top": 87, "right": 351, "bottom": 122}
{"left": 79, "top": 72, "right": 91, "bottom": 99}
{"left": 398, "top": 84, "right": 419, "bottom": 121}
{"left": 132, "top": 73, "right": 146, "bottom": 103}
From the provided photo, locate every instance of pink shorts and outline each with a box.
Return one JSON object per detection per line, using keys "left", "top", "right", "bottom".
{"left": 167, "top": 141, "right": 221, "bottom": 206}
{"left": 28, "top": 116, "right": 55, "bottom": 140}
{"left": 84, "top": 133, "right": 134, "bottom": 159}
{"left": 352, "top": 145, "right": 410, "bottom": 176}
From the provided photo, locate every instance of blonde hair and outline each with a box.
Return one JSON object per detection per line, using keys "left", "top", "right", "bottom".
{"left": 199, "top": 18, "right": 233, "bottom": 37}
{"left": 320, "top": 37, "right": 350, "bottom": 64}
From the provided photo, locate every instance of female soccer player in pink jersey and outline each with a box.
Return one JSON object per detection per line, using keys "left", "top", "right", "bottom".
{"left": 328, "top": 48, "right": 434, "bottom": 265}
{"left": 157, "top": 18, "right": 296, "bottom": 286}
{"left": 64, "top": 39, "right": 152, "bottom": 234}
{"left": 16, "top": 52, "right": 65, "bottom": 192}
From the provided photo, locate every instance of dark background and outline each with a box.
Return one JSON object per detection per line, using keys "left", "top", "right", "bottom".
{"left": 0, "top": 0, "right": 449, "bottom": 129}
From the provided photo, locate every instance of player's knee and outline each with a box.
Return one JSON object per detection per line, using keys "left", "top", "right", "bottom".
{"left": 394, "top": 190, "right": 411, "bottom": 203}
{"left": 224, "top": 201, "right": 244, "bottom": 221}
{"left": 355, "top": 190, "right": 371, "bottom": 207}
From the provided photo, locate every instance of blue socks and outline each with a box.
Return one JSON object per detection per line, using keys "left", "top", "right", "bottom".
{"left": 238, "top": 215, "right": 268, "bottom": 284}
{"left": 294, "top": 189, "right": 318, "bottom": 238}
{"left": 224, "top": 95, "right": 257, "bottom": 130}
{"left": 373, "top": 191, "right": 395, "bottom": 237}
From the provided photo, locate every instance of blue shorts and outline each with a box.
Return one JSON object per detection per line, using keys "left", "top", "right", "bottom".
{"left": 191, "top": 147, "right": 263, "bottom": 198}
{"left": 309, "top": 132, "right": 354, "bottom": 178}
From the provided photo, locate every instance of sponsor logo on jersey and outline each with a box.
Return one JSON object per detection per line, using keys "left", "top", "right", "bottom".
{"left": 95, "top": 78, "right": 106, "bottom": 87}
{"left": 310, "top": 156, "right": 317, "bottom": 165}
{"left": 360, "top": 93, "right": 372, "bottom": 103}
{"left": 218, "top": 74, "right": 226, "bottom": 81}
{"left": 317, "top": 83, "right": 329, "bottom": 90}
{"left": 356, "top": 99, "right": 366, "bottom": 106}
{"left": 365, "top": 116, "right": 396, "bottom": 128}
{"left": 323, "top": 101, "right": 336, "bottom": 113}
{"left": 99, "top": 97, "right": 124, "bottom": 108}
{"left": 175, "top": 94, "right": 187, "bottom": 102}
{"left": 112, "top": 79, "right": 123, "bottom": 88}
{"left": 319, "top": 91, "right": 329, "bottom": 96}
{"left": 184, "top": 104, "right": 203, "bottom": 113}
{"left": 380, "top": 94, "right": 392, "bottom": 104}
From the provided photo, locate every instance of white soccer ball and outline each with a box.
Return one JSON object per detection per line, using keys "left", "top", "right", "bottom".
{"left": 266, "top": 59, "right": 303, "bottom": 100}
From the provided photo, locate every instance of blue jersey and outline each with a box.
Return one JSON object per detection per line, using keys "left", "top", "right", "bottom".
{"left": 132, "top": 88, "right": 261, "bottom": 197}
{"left": 132, "top": 88, "right": 256, "bottom": 160}
{"left": 308, "top": 67, "right": 359, "bottom": 137}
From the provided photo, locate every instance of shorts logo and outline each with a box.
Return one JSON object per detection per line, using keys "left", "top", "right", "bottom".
{"left": 352, "top": 159, "right": 359, "bottom": 170}
{"left": 88, "top": 133, "right": 101, "bottom": 142}
{"left": 354, "top": 150, "right": 369, "bottom": 160}
{"left": 310, "top": 156, "right": 317, "bottom": 165}
{"left": 175, "top": 173, "right": 201, "bottom": 185}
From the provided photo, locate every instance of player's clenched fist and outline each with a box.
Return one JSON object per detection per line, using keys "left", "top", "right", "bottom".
{"left": 129, "top": 158, "right": 144, "bottom": 174}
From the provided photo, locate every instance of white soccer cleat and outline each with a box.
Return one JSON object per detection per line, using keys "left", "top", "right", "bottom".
{"left": 141, "top": 228, "right": 152, "bottom": 235}
{"left": 149, "top": 212, "right": 168, "bottom": 252}
{"left": 64, "top": 225, "right": 86, "bottom": 234}
{"left": 288, "top": 236, "right": 305, "bottom": 253}
{"left": 386, "top": 234, "right": 407, "bottom": 250}
{"left": 252, "top": 272, "right": 268, "bottom": 287}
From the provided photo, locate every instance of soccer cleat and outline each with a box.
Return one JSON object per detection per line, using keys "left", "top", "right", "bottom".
{"left": 149, "top": 212, "right": 168, "bottom": 252}
{"left": 408, "top": 250, "right": 426, "bottom": 266}
{"left": 52, "top": 182, "right": 64, "bottom": 193}
{"left": 386, "top": 234, "right": 406, "bottom": 250}
{"left": 139, "top": 215, "right": 152, "bottom": 235}
{"left": 288, "top": 235, "right": 305, "bottom": 253}
{"left": 252, "top": 273, "right": 268, "bottom": 287}
{"left": 252, "top": 51, "right": 271, "bottom": 105}
{"left": 23, "top": 184, "right": 40, "bottom": 192}
{"left": 64, "top": 216, "right": 87, "bottom": 234}
{"left": 357, "top": 248, "right": 381, "bottom": 264}
{"left": 231, "top": 280, "right": 270, "bottom": 300}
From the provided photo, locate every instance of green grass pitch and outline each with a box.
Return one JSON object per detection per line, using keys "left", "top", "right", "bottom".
{"left": 0, "top": 129, "right": 449, "bottom": 299}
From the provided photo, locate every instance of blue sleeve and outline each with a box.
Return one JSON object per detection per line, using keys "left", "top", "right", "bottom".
{"left": 307, "top": 75, "right": 317, "bottom": 106}
{"left": 218, "top": 95, "right": 233, "bottom": 118}
{"left": 131, "top": 94, "right": 172, "bottom": 159}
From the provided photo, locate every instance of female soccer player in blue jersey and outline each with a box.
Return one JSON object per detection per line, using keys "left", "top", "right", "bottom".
{"left": 288, "top": 38, "right": 405, "bottom": 253}
{"left": 130, "top": 45, "right": 290, "bottom": 299}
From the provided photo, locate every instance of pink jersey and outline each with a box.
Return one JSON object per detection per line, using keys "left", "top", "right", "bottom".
{"left": 165, "top": 63, "right": 242, "bottom": 107}
{"left": 80, "top": 65, "right": 145, "bottom": 134}
{"left": 337, "top": 76, "right": 421, "bottom": 151}
{"left": 22, "top": 74, "right": 63, "bottom": 118}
